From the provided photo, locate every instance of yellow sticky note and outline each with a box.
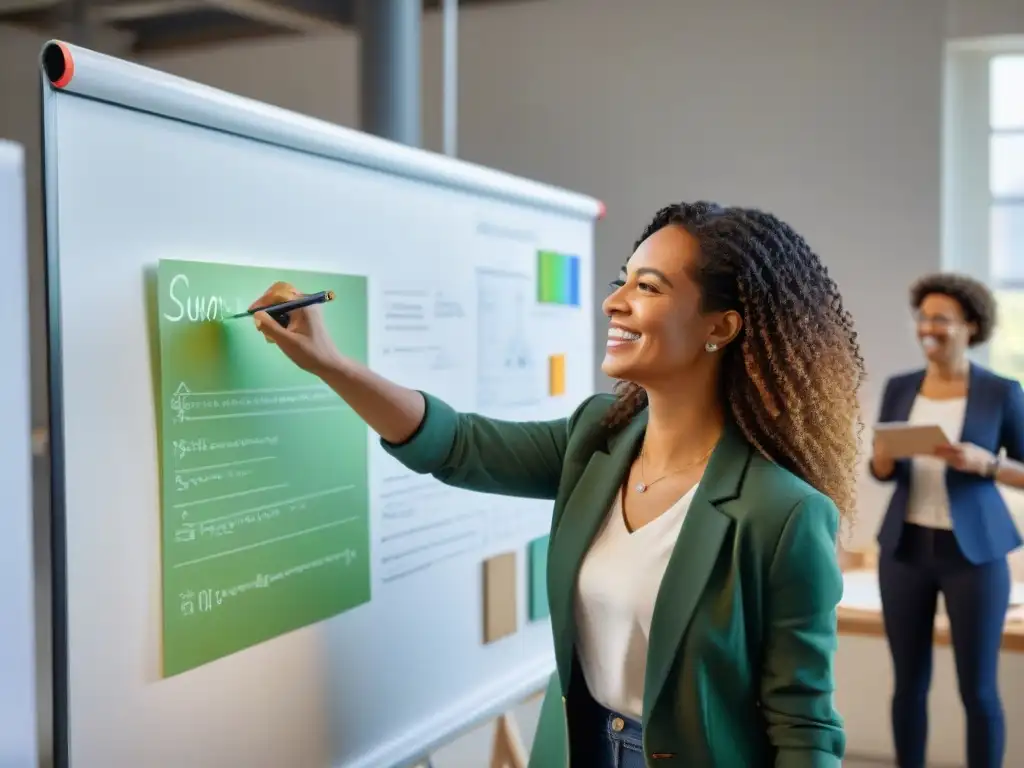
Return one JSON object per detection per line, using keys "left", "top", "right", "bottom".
{"left": 548, "top": 354, "right": 566, "bottom": 396}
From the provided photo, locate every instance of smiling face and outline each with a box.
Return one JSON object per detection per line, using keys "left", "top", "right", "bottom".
{"left": 600, "top": 224, "right": 741, "bottom": 386}
{"left": 915, "top": 292, "right": 974, "bottom": 366}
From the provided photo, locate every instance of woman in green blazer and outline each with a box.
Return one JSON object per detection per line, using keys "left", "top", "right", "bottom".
{"left": 250, "top": 201, "right": 863, "bottom": 767}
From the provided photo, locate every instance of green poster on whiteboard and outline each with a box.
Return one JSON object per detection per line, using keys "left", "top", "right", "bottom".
{"left": 156, "top": 259, "right": 370, "bottom": 676}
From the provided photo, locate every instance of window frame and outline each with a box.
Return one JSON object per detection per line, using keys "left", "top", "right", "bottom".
{"left": 944, "top": 41, "right": 1024, "bottom": 376}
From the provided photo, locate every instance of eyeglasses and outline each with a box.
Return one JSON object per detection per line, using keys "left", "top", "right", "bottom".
{"left": 912, "top": 312, "right": 961, "bottom": 330}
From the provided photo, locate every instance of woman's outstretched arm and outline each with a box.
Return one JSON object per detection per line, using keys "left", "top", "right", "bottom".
{"left": 251, "top": 281, "right": 596, "bottom": 499}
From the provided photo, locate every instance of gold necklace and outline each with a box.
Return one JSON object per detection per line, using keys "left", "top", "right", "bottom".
{"left": 635, "top": 443, "right": 716, "bottom": 493}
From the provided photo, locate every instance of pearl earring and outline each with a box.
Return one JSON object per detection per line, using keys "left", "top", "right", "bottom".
{"left": 705, "top": 341, "right": 718, "bottom": 353}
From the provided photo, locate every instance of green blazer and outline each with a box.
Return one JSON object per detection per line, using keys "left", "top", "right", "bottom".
{"left": 382, "top": 392, "right": 846, "bottom": 767}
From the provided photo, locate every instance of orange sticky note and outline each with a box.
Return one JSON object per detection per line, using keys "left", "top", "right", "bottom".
{"left": 548, "top": 354, "right": 566, "bottom": 396}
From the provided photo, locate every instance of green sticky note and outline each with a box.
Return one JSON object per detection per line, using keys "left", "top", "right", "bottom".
{"left": 156, "top": 259, "right": 370, "bottom": 676}
{"left": 528, "top": 534, "right": 550, "bottom": 621}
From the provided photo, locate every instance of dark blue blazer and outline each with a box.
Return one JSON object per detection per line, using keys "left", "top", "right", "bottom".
{"left": 873, "top": 363, "right": 1024, "bottom": 564}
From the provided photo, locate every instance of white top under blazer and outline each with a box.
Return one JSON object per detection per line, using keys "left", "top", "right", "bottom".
{"left": 905, "top": 395, "right": 967, "bottom": 530}
{"left": 574, "top": 486, "right": 697, "bottom": 721}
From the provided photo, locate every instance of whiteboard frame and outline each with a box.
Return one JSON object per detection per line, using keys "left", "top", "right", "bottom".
{"left": 39, "top": 40, "right": 600, "bottom": 768}
{"left": 40, "top": 41, "right": 601, "bottom": 222}
{"left": 40, "top": 64, "right": 69, "bottom": 768}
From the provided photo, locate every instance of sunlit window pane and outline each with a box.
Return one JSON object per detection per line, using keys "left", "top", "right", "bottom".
{"left": 990, "top": 204, "right": 1024, "bottom": 286}
{"left": 987, "top": 57, "right": 1024, "bottom": 383}
{"left": 991, "top": 290, "right": 1024, "bottom": 382}
{"left": 991, "top": 56, "right": 1024, "bottom": 130}
{"left": 990, "top": 134, "right": 1024, "bottom": 198}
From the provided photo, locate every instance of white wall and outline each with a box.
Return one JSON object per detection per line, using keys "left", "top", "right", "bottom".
{"left": 948, "top": 0, "right": 1024, "bottom": 40}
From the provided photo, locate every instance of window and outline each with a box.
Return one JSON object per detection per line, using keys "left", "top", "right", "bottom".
{"left": 988, "top": 55, "right": 1024, "bottom": 382}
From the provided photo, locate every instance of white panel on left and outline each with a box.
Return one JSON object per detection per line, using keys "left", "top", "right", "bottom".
{"left": 0, "top": 140, "right": 38, "bottom": 768}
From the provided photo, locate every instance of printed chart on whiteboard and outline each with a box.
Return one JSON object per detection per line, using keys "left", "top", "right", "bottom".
{"left": 475, "top": 268, "right": 539, "bottom": 410}
{"left": 371, "top": 280, "right": 487, "bottom": 585}
{"left": 155, "top": 259, "right": 370, "bottom": 676}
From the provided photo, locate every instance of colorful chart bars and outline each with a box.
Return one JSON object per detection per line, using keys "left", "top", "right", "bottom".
{"left": 537, "top": 250, "right": 580, "bottom": 306}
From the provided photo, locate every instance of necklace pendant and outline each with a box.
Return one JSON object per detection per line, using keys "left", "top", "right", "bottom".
{"left": 635, "top": 482, "right": 647, "bottom": 493}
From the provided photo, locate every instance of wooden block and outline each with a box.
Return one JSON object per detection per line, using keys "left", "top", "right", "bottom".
{"left": 483, "top": 552, "right": 518, "bottom": 644}
{"left": 548, "top": 353, "right": 566, "bottom": 396}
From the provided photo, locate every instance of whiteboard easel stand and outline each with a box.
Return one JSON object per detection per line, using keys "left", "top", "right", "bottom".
{"left": 412, "top": 711, "right": 527, "bottom": 768}
{"left": 489, "top": 712, "right": 528, "bottom": 768}
{"left": 413, "top": 687, "right": 540, "bottom": 768}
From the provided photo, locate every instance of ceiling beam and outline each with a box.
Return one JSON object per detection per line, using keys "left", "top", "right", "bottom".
{"left": 132, "top": 24, "right": 289, "bottom": 54}
{"left": 0, "top": 0, "right": 58, "bottom": 14}
{"left": 201, "top": 0, "right": 343, "bottom": 33}
{"left": 93, "top": 0, "right": 207, "bottom": 22}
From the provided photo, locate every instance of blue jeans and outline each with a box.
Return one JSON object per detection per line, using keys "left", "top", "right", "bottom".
{"left": 570, "top": 687, "right": 645, "bottom": 768}
{"left": 880, "top": 523, "right": 1010, "bottom": 768}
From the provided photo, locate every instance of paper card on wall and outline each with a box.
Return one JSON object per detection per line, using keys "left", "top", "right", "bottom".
{"left": 156, "top": 258, "right": 371, "bottom": 676}
{"left": 482, "top": 552, "right": 517, "bottom": 644}
{"left": 527, "top": 535, "right": 550, "bottom": 621}
{"left": 548, "top": 354, "right": 566, "bottom": 397}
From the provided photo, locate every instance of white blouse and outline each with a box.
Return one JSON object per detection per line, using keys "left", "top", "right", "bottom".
{"left": 574, "top": 486, "right": 696, "bottom": 721}
{"left": 905, "top": 395, "right": 967, "bottom": 530}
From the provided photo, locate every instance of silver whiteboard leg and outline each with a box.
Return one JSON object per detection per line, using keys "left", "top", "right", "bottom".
{"left": 442, "top": 0, "right": 458, "bottom": 157}
{"left": 358, "top": 0, "right": 422, "bottom": 147}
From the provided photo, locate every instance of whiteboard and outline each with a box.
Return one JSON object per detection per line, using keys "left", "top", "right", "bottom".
{"left": 40, "top": 41, "right": 599, "bottom": 768}
{"left": 0, "top": 140, "right": 37, "bottom": 768}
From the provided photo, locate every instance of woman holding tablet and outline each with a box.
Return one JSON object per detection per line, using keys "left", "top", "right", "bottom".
{"left": 871, "top": 273, "right": 1024, "bottom": 768}
{"left": 252, "top": 201, "right": 861, "bottom": 767}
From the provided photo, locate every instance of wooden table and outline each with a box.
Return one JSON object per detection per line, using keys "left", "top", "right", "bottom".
{"left": 837, "top": 568, "right": 1024, "bottom": 651}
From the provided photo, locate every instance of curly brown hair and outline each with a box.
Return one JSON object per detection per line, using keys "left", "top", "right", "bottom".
{"left": 602, "top": 201, "right": 865, "bottom": 525}
{"left": 909, "top": 272, "right": 997, "bottom": 346}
